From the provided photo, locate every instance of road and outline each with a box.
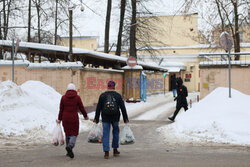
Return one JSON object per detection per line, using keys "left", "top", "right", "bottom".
{"left": 1, "top": 120, "right": 250, "bottom": 167}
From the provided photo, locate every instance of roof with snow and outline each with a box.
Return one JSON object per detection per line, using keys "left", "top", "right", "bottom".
{"left": 97, "top": 43, "right": 250, "bottom": 52}
{"left": 0, "top": 40, "right": 167, "bottom": 71}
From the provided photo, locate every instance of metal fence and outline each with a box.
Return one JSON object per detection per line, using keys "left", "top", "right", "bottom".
{"left": 199, "top": 52, "right": 250, "bottom": 66}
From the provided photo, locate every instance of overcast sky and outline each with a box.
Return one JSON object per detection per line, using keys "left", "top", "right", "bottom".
{"left": 73, "top": 0, "right": 184, "bottom": 46}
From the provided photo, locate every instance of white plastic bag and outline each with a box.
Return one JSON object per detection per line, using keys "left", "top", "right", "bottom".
{"left": 52, "top": 123, "right": 64, "bottom": 146}
{"left": 120, "top": 124, "right": 135, "bottom": 145}
{"left": 88, "top": 124, "right": 102, "bottom": 143}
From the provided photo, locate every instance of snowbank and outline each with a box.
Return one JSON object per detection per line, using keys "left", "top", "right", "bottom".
{"left": 0, "top": 80, "right": 92, "bottom": 144}
{"left": 158, "top": 87, "right": 250, "bottom": 146}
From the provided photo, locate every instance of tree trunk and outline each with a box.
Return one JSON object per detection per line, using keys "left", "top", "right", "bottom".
{"left": 233, "top": 0, "right": 240, "bottom": 60}
{"left": 104, "top": 0, "right": 112, "bottom": 53}
{"left": 28, "top": 0, "right": 32, "bottom": 42}
{"left": 3, "top": 0, "right": 6, "bottom": 40}
{"left": 54, "top": 0, "right": 58, "bottom": 45}
{"left": 0, "top": 8, "right": 2, "bottom": 59}
{"left": 115, "top": 0, "right": 126, "bottom": 56}
{"left": 36, "top": 0, "right": 41, "bottom": 43}
{"left": 130, "top": 0, "right": 137, "bottom": 58}
{"left": 0, "top": 7, "right": 2, "bottom": 40}
{"left": 6, "top": 0, "right": 12, "bottom": 39}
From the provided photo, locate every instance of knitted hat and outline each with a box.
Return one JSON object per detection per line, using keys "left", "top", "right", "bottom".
{"left": 67, "top": 83, "right": 76, "bottom": 90}
{"left": 107, "top": 80, "right": 116, "bottom": 89}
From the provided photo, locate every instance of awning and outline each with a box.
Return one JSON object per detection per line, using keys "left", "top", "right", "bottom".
{"left": 166, "top": 67, "right": 181, "bottom": 72}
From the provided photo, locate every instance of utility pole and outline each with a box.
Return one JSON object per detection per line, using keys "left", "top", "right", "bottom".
{"left": 11, "top": 39, "right": 14, "bottom": 82}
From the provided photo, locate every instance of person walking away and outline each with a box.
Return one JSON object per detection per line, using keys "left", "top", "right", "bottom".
{"left": 56, "top": 83, "right": 89, "bottom": 158}
{"left": 168, "top": 78, "right": 188, "bottom": 121}
{"left": 93, "top": 80, "right": 129, "bottom": 159}
{"left": 171, "top": 74, "right": 177, "bottom": 97}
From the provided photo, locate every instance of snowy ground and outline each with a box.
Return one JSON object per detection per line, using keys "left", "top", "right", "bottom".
{"left": 158, "top": 87, "right": 250, "bottom": 146}
{"left": 0, "top": 80, "right": 249, "bottom": 148}
{"left": 0, "top": 81, "right": 93, "bottom": 148}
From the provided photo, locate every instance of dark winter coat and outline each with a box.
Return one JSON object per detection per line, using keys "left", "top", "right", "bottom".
{"left": 175, "top": 78, "right": 188, "bottom": 109}
{"left": 58, "top": 90, "right": 87, "bottom": 136}
{"left": 94, "top": 91, "right": 129, "bottom": 124}
{"left": 171, "top": 75, "right": 177, "bottom": 89}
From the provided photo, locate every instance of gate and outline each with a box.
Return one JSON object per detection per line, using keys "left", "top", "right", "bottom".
{"left": 140, "top": 72, "right": 147, "bottom": 101}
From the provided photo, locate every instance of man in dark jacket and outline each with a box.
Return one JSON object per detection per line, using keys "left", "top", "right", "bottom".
{"left": 168, "top": 78, "right": 188, "bottom": 122}
{"left": 94, "top": 80, "right": 129, "bottom": 159}
{"left": 57, "top": 83, "right": 89, "bottom": 159}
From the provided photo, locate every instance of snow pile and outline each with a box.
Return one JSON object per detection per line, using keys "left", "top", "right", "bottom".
{"left": 158, "top": 87, "right": 250, "bottom": 146}
{"left": 0, "top": 80, "right": 92, "bottom": 144}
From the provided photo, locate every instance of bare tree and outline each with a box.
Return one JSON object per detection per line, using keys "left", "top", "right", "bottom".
{"left": 129, "top": 0, "right": 137, "bottom": 58}
{"left": 28, "top": 0, "right": 31, "bottom": 42}
{"left": 104, "top": 0, "right": 112, "bottom": 53}
{"left": 115, "top": 0, "right": 126, "bottom": 56}
{"left": 183, "top": 0, "right": 250, "bottom": 60}
{"left": 119, "top": 0, "right": 163, "bottom": 61}
{"left": 54, "top": 0, "right": 58, "bottom": 45}
{"left": 2, "top": 0, "right": 12, "bottom": 40}
{"left": 33, "top": 0, "right": 41, "bottom": 43}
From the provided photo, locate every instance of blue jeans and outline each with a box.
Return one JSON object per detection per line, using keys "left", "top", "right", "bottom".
{"left": 172, "top": 89, "right": 177, "bottom": 97}
{"left": 102, "top": 122, "right": 119, "bottom": 152}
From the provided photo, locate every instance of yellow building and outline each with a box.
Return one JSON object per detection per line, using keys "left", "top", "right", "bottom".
{"left": 58, "top": 36, "right": 99, "bottom": 51}
{"left": 98, "top": 13, "right": 250, "bottom": 92}
{"left": 95, "top": 13, "right": 250, "bottom": 91}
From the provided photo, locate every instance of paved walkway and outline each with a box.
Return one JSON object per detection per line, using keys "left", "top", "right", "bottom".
{"left": 1, "top": 120, "right": 250, "bottom": 167}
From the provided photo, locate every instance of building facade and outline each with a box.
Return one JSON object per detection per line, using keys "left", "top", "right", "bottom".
{"left": 59, "top": 36, "right": 99, "bottom": 51}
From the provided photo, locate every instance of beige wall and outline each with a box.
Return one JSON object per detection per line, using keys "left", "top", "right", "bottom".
{"left": 0, "top": 65, "right": 170, "bottom": 107}
{"left": 146, "top": 72, "right": 169, "bottom": 94}
{"left": 0, "top": 66, "right": 123, "bottom": 107}
{"left": 182, "top": 61, "right": 200, "bottom": 92}
{"left": 59, "top": 38, "right": 98, "bottom": 51}
{"left": 137, "top": 14, "right": 199, "bottom": 47}
{"left": 80, "top": 69, "right": 123, "bottom": 106}
{"left": 200, "top": 66, "right": 250, "bottom": 99}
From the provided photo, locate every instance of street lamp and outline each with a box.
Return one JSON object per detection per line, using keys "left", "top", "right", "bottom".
{"left": 68, "top": 3, "right": 85, "bottom": 62}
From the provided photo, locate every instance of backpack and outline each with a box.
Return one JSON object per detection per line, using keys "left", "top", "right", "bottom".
{"left": 103, "top": 93, "right": 118, "bottom": 115}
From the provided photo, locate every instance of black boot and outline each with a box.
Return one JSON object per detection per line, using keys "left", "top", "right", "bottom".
{"left": 113, "top": 148, "right": 120, "bottom": 156}
{"left": 66, "top": 146, "right": 74, "bottom": 159}
{"left": 104, "top": 151, "right": 109, "bottom": 159}
{"left": 168, "top": 117, "right": 174, "bottom": 122}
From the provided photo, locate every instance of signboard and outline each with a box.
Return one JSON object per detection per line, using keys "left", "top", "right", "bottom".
{"left": 219, "top": 32, "right": 233, "bottom": 52}
{"left": 185, "top": 73, "right": 192, "bottom": 78}
{"left": 127, "top": 56, "right": 137, "bottom": 67}
{"left": 219, "top": 31, "right": 233, "bottom": 98}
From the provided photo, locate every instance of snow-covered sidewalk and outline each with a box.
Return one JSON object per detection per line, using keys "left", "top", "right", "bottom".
{"left": 133, "top": 92, "right": 199, "bottom": 120}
